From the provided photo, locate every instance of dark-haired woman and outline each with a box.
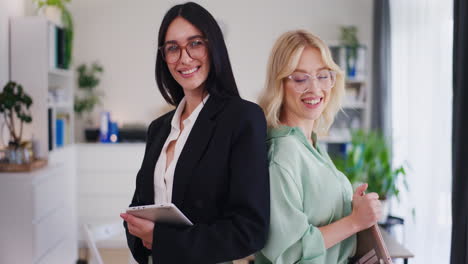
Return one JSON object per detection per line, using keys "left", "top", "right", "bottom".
{"left": 120, "top": 2, "right": 269, "bottom": 264}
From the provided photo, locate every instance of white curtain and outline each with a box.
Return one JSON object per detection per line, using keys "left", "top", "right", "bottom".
{"left": 390, "top": 0, "right": 453, "bottom": 263}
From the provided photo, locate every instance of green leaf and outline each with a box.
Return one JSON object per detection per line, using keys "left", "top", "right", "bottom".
{"left": 330, "top": 129, "right": 409, "bottom": 202}
{"left": 74, "top": 62, "right": 104, "bottom": 115}
{"left": 0, "top": 81, "right": 33, "bottom": 142}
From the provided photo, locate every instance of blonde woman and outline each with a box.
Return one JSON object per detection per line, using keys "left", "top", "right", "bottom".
{"left": 256, "top": 30, "right": 382, "bottom": 264}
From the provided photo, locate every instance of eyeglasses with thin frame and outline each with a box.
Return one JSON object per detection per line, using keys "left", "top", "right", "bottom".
{"left": 286, "top": 70, "right": 337, "bottom": 93}
{"left": 159, "top": 38, "right": 208, "bottom": 64}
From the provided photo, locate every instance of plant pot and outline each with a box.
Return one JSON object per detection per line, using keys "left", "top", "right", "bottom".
{"left": 84, "top": 128, "right": 100, "bottom": 143}
{"left": 39, "top": 6, "right": 62, "bottom": 26}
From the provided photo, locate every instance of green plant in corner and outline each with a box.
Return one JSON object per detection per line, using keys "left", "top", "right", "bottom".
{"left": 0, "top": 81, "right": 33, "bottom": 148}
{"left": 333, "top": 130, "right": 408, "bottom": 201}
{"left": 74, "top": 63, "right": 104, "bottom": 125}
{"left": 34, "top": 0, "right": 73, "bottom": 69}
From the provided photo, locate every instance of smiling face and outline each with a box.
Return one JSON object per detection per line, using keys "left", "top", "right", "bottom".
{"left": 164, "top": 17, "right": 210, "bottom": 96}
{"left": 281, "top": 47, "right": 332, "bottom": 128}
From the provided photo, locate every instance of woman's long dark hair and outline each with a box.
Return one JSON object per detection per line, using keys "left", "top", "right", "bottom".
{"left": 156, "top": 2, "right": 239, "bottom": 106}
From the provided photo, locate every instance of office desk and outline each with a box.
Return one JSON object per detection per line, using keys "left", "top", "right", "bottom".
{"left": 380, "top": 227, "right": 414, "bottom": 263}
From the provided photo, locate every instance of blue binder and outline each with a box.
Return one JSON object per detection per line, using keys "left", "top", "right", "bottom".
{"left": 56, "top": 118, "right": 65, "bottom": 147}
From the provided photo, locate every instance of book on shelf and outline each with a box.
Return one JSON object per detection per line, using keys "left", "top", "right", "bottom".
{"left": 48, "top": 23, "right": 67, "bottom": 70}
{"left": 49, "top": 111, "right": 71, "bottom": 150}
{"left": 329, "top": 45, "right": 366, "bottom": 81}
{"left": 354, "top": 47, "right": 366, "bottom": 81}
{"left": 330, "top": 45, "right": 347, "bottom": 73}
{"left": 56, "top": 113, "right": 71, "bottom": 147}
{"left": 48, "top": 108, "right": 53, "bottom": 151}
{"left": 56, "top": 27, "right": 66, "bottom": 69}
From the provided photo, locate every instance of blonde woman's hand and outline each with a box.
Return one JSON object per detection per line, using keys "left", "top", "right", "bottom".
{"left": 350, "top": 183, "right": 382, "bottom": 231}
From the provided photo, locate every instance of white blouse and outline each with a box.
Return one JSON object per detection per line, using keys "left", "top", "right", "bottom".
{"left": 153, "top": 95, "right": 209, "bottom": 204}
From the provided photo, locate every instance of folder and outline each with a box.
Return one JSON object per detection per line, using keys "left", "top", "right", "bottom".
{"left": 354, "top": 225, "right": 393, "bottom": 264}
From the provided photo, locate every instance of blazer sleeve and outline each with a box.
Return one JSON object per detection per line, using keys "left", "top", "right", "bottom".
{"left": 124, "top": 120, "right": 156, "bottom": 264}
{"left": 261, "top": 162, "right": 326, "bottom": 264}
{"left": 151, "top": 103, "right": 270, "bottom": 263}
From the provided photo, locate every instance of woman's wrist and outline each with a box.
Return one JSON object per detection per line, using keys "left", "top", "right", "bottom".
{"left": 345, "top": 214, "right": 362, "bottom": 234}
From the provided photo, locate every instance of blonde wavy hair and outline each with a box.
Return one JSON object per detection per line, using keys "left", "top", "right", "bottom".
{"left": 259, "top": 30, "right": 345, "bottom": 135}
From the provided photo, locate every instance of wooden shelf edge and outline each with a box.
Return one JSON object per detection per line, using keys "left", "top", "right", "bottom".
{"left": 0, "top": 159, "right": 48, "bottom": 173}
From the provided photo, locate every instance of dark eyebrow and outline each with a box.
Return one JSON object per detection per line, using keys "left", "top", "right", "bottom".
{"left": 164, "top": 35, "right": 205, "bottom": 45}
{"left": 295, "top": 66, "right": 329, "bottom": 74}
{"left": 187, "top": 35, "right": 204, "bottom": 40}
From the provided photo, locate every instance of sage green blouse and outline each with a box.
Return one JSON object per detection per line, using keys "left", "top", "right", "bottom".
{"left": 256, "top": 126, "right": 356, "bottom": 264}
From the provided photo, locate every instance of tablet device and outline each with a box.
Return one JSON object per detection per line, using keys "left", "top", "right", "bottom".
{"left": 126, "top": 203, "right": 193, "bottom": 226}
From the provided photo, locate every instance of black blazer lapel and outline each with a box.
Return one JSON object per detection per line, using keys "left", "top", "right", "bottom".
{"left": 141, "top": 114, "right": 172, "bottom": 204}
{"left": 171, "top": 96, "right": 227, "bottom": 207}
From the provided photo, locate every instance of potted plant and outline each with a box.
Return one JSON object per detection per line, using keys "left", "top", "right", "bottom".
{"left": 74, "top": 62, "right": 104, "bottom": 142}
{"left": 0, "top": 81, "right": 33, "bottom": 164}
{"left": 34, "top": 0, "right": 73, "bottom": 69}
{"left": 333, "top": 130, "right": 408, "bottom": 222}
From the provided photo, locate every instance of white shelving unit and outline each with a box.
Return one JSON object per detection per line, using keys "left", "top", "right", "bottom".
{"left": 321, "top": 44, "right": 371, "bottom": 145}
{"left": 320, "top": 80, "right": 370, "bottom": 144}
{"left": 10, "top": 16, "right": 74, "bottom": 159}
{"left": 3, "top": 16, "right": 78, "bottom": 264}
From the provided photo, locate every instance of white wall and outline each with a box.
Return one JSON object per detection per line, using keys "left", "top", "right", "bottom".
{"left": 0, "top": 0, "right": 24, "bottom": 146}
{"left": 69, "top": 0, "right": 373, "bottom": 126}
{"left": 0, "top": 0, "right": 24, "bottom": 86}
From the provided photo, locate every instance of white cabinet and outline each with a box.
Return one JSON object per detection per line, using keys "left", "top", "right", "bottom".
{"left": 322, "top": 45, "right": 371, "bottom": 144}
{"left": 0, "top": 146, "right": 77, "bottom": 264}
{"left": 76, "top": 143, "right": 145, "bottom": 247}
{"left": 2, "top": 15, "right": 78, "bottom": 264}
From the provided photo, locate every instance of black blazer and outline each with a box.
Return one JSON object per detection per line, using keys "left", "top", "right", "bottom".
{"left": 124, "top": 95, "right": 270, "bottom": 264}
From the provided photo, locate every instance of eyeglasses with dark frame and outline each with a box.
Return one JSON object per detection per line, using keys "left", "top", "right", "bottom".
{"left": 286, "top": 70, "right": 337, "bottom": 93}
{"left": 159, "top": 37, "right": 209, "bottom": 64}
